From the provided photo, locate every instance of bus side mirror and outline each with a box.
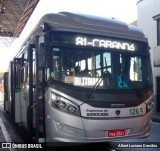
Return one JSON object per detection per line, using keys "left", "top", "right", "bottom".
{"left": 39, "top": 43, "right": 46, "bottom": 68}
{"left": 38, "top": 43, "right": 52, "bottom": 68}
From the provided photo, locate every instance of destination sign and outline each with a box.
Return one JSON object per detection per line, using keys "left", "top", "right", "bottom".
{"left": 64, "top": 76, "right": 103, "bottom": 87}
{"left": 75, "top": 36, "right": 135, "bottom": 51}
{"left": 51, "top": 32, "right": 138, "bottom": 51}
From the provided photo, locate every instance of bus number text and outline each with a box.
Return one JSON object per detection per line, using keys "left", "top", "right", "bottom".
{"left": 129, "top": 107, "right": 144, "bottom": 116}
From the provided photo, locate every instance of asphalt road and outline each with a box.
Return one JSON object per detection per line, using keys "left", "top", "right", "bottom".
{"left": 111, "top": 121, "right": 160, "bottom": 151}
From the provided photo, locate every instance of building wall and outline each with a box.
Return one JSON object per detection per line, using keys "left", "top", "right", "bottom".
{"left": 137, "top": 0, "right": 160, "bottom": 111}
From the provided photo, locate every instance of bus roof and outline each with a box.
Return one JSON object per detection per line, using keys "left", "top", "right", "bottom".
{"left": 36, "top": 12, "right": 147, "bottom": 43}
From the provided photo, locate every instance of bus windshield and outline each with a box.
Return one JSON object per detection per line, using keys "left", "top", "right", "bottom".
{"left": 50, "top": 47, "right": 152, "bottom": 90}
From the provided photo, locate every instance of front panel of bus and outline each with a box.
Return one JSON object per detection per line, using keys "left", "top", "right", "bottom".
{"left": 44, "top": 31, "right": 153, "bottom": 142}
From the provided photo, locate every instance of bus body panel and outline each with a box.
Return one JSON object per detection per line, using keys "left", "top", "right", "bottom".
{"left": 45, "top": 102, "right": 152, "bottom": 142}
{"left": 45, "top": 103, "right": 86, "bottom": 142}
{"left": 45, "top": 87, "right": 152, "bottom": 142}
{"left": 80, "top": 103, "right": 146, "bottom": 118}
{"left": 82, "top": 111, "right": 152, "bottom": 141}
{"left": 36, "top": 12, "right": 147, "bottom": 43}
{"left": 15, "top": 90, "right": 21, "bottom": 123}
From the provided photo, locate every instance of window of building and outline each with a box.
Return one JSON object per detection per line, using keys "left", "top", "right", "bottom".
{"left": 157, "top": 20, "right": 160, "bottom": 46}
{"left": 153, "top": 14, "right": 160, "bottom": 46}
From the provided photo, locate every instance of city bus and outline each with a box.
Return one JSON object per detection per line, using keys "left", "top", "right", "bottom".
{"left": 3, "top": 12, "right": 153, "bottom": 143}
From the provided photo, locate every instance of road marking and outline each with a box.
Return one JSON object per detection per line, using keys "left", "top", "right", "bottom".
{"left": 0, "top": 118, "right": 17, "bottom": 151}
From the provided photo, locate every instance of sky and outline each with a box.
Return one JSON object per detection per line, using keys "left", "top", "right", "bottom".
{"left": 0, "top": 0, "right": 139, "bottom": 72}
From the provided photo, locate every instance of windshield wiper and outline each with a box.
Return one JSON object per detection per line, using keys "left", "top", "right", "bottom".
{"left": 85, "top": 74, "right": 104, "bottom": 99}
{"left": 122, "top": 74, "right": 143, "bottom": 98}
{"left": 86, "top": 57, "right": 111, "bottom": 99}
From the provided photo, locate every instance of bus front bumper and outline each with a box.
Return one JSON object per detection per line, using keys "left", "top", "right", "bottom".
{"left": 45, "top": 109, "right": 152, "bottom": 143}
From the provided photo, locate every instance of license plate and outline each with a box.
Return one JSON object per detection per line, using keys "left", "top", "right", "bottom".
{"left": 108, "top": 129, "right": 125, "bottom": 137}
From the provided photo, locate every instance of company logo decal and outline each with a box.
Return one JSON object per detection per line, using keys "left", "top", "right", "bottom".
{"left": 115, "top": 110, "right": 121, "bottom": 116}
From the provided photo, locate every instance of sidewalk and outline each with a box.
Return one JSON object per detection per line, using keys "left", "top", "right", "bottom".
{"left": 152, "top": 112, "right": 160, "bottom": 122}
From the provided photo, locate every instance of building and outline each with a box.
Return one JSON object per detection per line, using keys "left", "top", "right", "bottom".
{"left": 137, "top": 0, "right": 160, "bottom": 112}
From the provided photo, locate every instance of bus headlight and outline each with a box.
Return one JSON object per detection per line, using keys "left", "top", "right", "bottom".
{"left": 67, "top": 105, "right": 77, "bottom": 113}
{"left": 56, "top": 100, "right": 67, "bottom": 110}
{"left": 146, "top": 100, "right": 153, "bottom": 112}
{"left": 51, "top": 93, "right": 80, "bottom": 116}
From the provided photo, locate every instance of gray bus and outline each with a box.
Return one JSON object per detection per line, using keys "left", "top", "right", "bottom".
{"left": 4, "top": 12, "right": 153, "bottom": 143}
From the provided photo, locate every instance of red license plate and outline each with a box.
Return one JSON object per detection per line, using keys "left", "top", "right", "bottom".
{"left": 108, "top": 129, "right": 125, "bottom": 137}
